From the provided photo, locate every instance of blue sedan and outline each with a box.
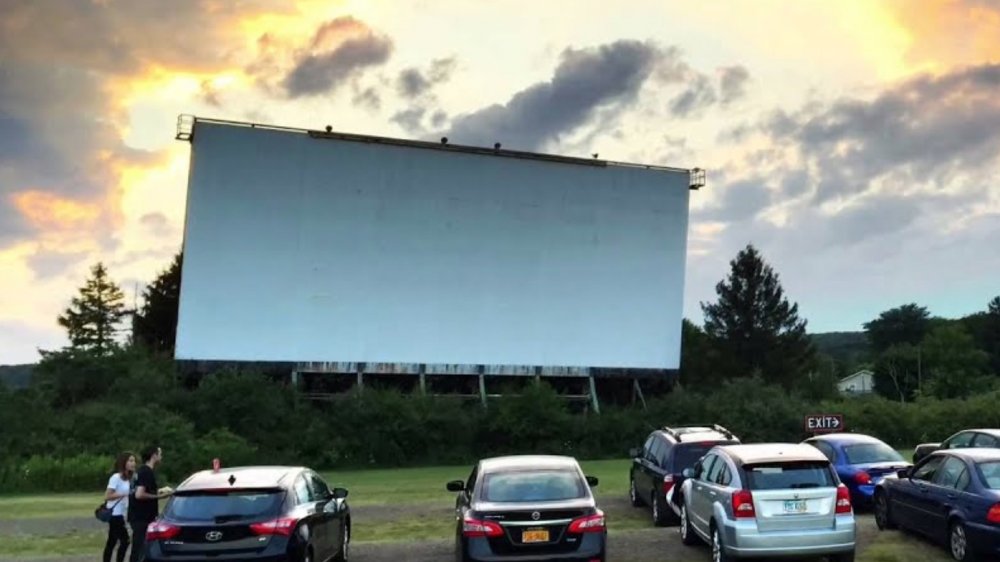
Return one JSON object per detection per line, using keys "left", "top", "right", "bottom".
{"left": 875, "top": 449, "right": 1000, "bottom": 561}
{"left": 803, "top": 433, "right": 910, "bottom": 507}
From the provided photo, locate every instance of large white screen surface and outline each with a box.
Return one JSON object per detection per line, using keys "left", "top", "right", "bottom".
{"left": 176, "top": 122, "right": 691, "bottom": 369}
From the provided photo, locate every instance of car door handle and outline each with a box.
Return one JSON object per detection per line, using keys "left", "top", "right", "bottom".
{"left": 707, "top": 491, "right": 717, "bottom": 497}
{"left": 947, "top": 494, "right": 957, "bottom": 500}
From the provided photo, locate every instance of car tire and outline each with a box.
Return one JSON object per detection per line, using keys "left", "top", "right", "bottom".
{"left": 680, "top": 504, "right": 699, "bottom": 546}
{"left": 629, "top": 478, "right": 643, "bottom": 507}
{"left": 874, "top": 492, "right": 897, "bottom": 531}
{"left": 711, "top": 525, "right": 734, "bottom": 562}
{"left": 950, "top": 521, "right": 978, "bottom": 562}
{"left": 334, "top": 522, "right": 350, "bottom": 562}
{"left": 652, "top": 493, "right": 668, "bottom": 526}
{"left": 829, "top": 550, "right": 855, "bottom": 562}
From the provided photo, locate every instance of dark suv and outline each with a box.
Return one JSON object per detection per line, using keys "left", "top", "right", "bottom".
{"left": 629, "top": 425, "right": 740, "bottom": 525}
{"left": 144, "top": 466, "right": 350, "bottom": 562}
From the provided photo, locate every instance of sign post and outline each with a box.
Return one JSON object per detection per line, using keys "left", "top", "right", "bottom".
{"left": 804, "top": 414, "right": 844, "bottom": 434}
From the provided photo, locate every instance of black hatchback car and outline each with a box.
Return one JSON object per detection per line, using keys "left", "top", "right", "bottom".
{"left": 629, "top": 425, "right": 740, "bottom": 525}
{"left": 144, "top": 466, "right": 350, "bottom": 562}
{"left": 447, "top": 455, "right": 606, "bottom": 562}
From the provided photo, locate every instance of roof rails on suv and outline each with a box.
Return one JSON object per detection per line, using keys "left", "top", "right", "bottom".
{"left": 662, "top": 424, "right": 736, "bottom": 442}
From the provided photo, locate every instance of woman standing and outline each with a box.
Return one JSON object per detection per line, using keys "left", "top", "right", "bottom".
{"left": 103, "top": 452, "right": 135, "bottom": 562}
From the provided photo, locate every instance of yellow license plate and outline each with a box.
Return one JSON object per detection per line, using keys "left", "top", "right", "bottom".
{"left": 522, "top": 529, "right": 549, "bottom": 543}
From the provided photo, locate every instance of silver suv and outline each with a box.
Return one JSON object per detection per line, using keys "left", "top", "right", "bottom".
{"left": 678, "top": 444, "right": 856, "bottom": 562}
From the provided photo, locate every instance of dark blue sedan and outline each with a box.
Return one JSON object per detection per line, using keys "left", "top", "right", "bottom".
{"left": 875, "top": 449, "right": 1000, "bottom": 561}
{"left": 804, "top": 433, "right": 911, "bottom": 507}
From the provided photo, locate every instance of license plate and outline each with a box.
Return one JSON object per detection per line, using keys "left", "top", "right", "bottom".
{"left": 783, "top": 500, "right": 808, "bottom": 514}
{"left": 522, "top": 529, "right": 549, "bottom": 543}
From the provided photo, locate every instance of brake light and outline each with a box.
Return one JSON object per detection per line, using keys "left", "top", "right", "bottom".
{"left": 854, "top": 471, "right": 872, "bottom": 485}
{"left": 662, "top": 474, "right": 675, "bottom": 494}
{"left": 836, "top": 484, "right": 853, "bottom": 514}
{"left": 568, "top": 511, "right": 606, "bottom": 533}
{"left": 250, "top": 517, "right": 299, "bottom": 537}
{"left": 146, "top": 521, "right": 181, "bottom": 541}
{"left": 732, "top": 490, "right": 755, "bottom": 518}
{"left": 462, "top": 516, "right": 504, "bottom": 538}
{"left": 987, "top": 503, "right": 1000, "bottom": 524}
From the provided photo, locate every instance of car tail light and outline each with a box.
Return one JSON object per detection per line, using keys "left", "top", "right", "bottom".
{"left": 462, "top": 516, "right": 504, "bottom": 538}
{"left": 836, "top": 484, "right": 853, "bottom": 514}
{"left": 987, "top": 503, "right": 1000, "bottom": 524}
{"left": 854, "top": 471, "right": 872, "bottom": 485}
{"left": 662, "top": 474, "right": 675, "bottom": 494}
{"left": 568, "top": 511, "right": 606, "bottom": 533}
{"left": 250, "top": 517, "right": 299, "bottom": 537}
{"left": 146, "top": 521, "right": 181, "bottom": 541}
{"left": 732, "top": 490, "right": 755, "bottom": 519}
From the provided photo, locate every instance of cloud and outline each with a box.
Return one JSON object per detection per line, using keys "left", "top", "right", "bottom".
{"left": 352, "top": 86, "right": 381, "bottom": 110}
{"left": 391, "top": 108, "right": 427, "bottom": 133}
{"left": 670, "top": 74, "right": 717, "bottom": 117}
{"left": 719, "top": 65, "right": 751, "bottom": 105}
{"left": 698, "top": 178, "right": 772, "bottom": 222}
{"left": 281, "top": 19, "right": 393, "bottom": 97}
{"left": 396, "top": 57, "right": 458, "bottom": 98}
{"left": 763, "top": 64, "right": 1000, "bottom": 202}
{"left": 25, "top": 248, "right": 90, "bottom": 280}
{"left": 447, "top": 40, "right": 665, "bottom": 150}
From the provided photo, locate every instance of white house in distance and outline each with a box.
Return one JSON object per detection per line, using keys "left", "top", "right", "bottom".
{"left": 838, "top": 369, "right": 875, "bottom": 395}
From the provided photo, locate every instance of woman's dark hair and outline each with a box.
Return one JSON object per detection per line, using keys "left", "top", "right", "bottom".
{"left": 113, "top": 452, "right": 135, "bottom": 478}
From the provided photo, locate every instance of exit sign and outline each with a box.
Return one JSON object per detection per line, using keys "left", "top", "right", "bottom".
{"left": 805, "top": 414, "right": 844, "bottom": 433}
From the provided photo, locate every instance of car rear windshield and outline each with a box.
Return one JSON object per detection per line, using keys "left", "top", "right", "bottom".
{"left": 481, "top": 469, "right": 586, "bottom": 503}
{"left": 166, "top": 490, "right": 284, "bottom": 522}
{"left": 744, "top": 462, "right": 836, "bottom": 490}
{"left": 675, "top": 441, "right": 738, "bottom": 470}
{"left": 978, "top": 461, "right": 1000, "bottom": 490}
{"left": 844, "top": 442, "right": 904, "bottom": 464}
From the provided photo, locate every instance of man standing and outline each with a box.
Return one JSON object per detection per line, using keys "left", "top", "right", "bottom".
{"left": 129, "top": 446, "right": 173, "bottom": 562}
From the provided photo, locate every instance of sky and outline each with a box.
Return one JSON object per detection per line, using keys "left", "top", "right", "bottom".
{"left": 1, "top": 0, "right": 999, "bottom": 364}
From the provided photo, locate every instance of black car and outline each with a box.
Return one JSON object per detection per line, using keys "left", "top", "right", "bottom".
{"left": 913, "top": 429, "right": 1000, "bottom": 464}
{"left": 628, "top": 425, "right": 740, "bottom": 525}
{"left": 447, "top": 455, "right": 606, "bottom": 562}
{"left": 145, "top": 466, "right": 350, "bottom": 562}
{"left": 875, "top": 449, "right": 1000, "bottom": 561}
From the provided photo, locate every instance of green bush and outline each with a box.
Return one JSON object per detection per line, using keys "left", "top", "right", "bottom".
{"left": 0, "top": 454, "right": 109, "bottom": 494}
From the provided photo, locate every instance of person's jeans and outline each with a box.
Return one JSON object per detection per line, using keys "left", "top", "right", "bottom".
{"left": 103, "top": 515, "right": 130, "bottom": 562}
{"left": 129, "top": 519, "right": 152, "bottom": 562}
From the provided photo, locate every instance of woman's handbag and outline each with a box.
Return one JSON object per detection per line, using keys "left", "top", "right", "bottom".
{"left": 95, "top": 497, "right": 124, "bottom": 523}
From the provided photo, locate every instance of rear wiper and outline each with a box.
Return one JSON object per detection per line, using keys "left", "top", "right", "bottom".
{"left": 788, "top": 483, "right": 821, "bottom": 489}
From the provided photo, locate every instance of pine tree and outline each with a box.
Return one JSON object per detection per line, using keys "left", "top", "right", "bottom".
{"left": 134, "top": 253, "right": 182, "bottom": 355}
{"left": 701, "top": 244, "right": 815, "bottom": 388}
{"left": 57, "top": 262, "right": 126, "bottom": 355}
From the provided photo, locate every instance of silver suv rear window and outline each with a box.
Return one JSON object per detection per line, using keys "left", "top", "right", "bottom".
{"left": 744, "top": 462, "right": 836, "bottom": 490}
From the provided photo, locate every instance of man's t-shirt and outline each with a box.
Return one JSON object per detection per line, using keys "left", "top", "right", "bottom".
{"left": 131, "top": 465, "right": 158, "bottom": 522}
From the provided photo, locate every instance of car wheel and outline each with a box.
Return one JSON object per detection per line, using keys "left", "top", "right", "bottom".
{"left": 950, "top": 521, "right": 978, "bottom": 561}
{"left": 334, "top": 522, "right": 350, "bottom": 562}
{"left": 711, "top": 525, "right": 734, "bottom": 562}
{"left": 652, "top": 493, "right": 667, "bottom": 526}
{"left": 680, "top": 504, "right": 699, "bottom": 546}
{"left": 629, "top": 478, "right": 642, "bottom": 507}
{"left": 874, "top": 492, "right": 897, "bottom": 530}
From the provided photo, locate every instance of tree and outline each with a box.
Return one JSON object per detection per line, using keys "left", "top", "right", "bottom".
{"left": 679, "top": 319, "right": 719, "bottom": 387}
{"left": 922, "top": 324, "right": 992, "bottom": 399}
{"left": 701, "top": 244, "right": 816, "bottom": 388}
{"left": 57, "top": 262, "right": 126, "bottom": 355}
{"left": 134, "top": 253, "right": 182, "bottom": 355}
{"left": 863, "top": 304, "right": 931, "bottom": 354}
{"left": 872, "top": 343, "right": 920, "bottom": 402}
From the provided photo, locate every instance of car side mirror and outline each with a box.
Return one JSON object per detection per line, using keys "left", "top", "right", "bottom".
{"left": 586, "top": 476, "right": 599, "bottom": 487}
{"left": 682, "top": 468, "right": 695, "bottom": 479}
{"left": 896, "top": 469, "right": 910, "bottom": 479}
{"left": 331, "top": 487, "right": 348, "bottom": 500}
{"left": 629, "top": 447, "right": 641, "bottom": 459}
{"left": 446, "top": 480, "right": 465, "bottom": 492}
